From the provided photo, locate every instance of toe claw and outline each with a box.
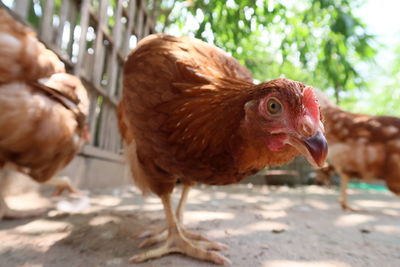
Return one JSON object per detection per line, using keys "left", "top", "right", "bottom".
{"left": 129, "top": 255, "right": 140, "bottom": 263}
{"left": 133, "top": 224, "right": 231, "bottom": 264}
{"left": 210, "top": 251, "right": 231, "bottom": 265}
{"left": 138, "top": 237, "right": 158, "bottom": 248}
{"left": 195, "top": 240, "right": 229, "bottom": 251}
{"left": 138, "top": 239, "right": 150, "bottom": 249}
{"left": 138, "top": 229, "right": 168, "bottom": 248}
{"left": 137, "top": 225, "right": 167, "bottom": 239}
{"left": 216, "top": 242, "right": 229, "bottom": 250}
{"left": 137, "top": 230, "right": 152, "bottom": 239}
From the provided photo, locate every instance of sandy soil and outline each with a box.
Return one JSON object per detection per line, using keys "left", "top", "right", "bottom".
{"left": 0, "top": 184, "right": 399, "bottom": 267}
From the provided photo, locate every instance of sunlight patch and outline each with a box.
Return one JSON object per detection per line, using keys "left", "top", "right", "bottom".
{"left": 334, "top": 214, "right": 375, "bottom": 227}
{"left": 355, "top": 200, "right": 396, "bottom": 208}
{"left": 263, "top": 260, "right": 351, "bottom": 267}
{"left": 245, "top": 221, "right": 288, "bottom": 232}
{"left": 91, "top": 196, "right": 121, "bottom": 207}
{"left": 306, "top": 200, "right": 330, "bottom": 210}
{"left": 15, "top": 220, "right": 70, "bottom": 234}
{"left": 185, "top": 211, "right": 234, "bottom": 221}
{"left": 89, "top": 215, "right": 121, "bottom": 226}
{"left": 374, "top": 224, "right": 400, "bottom": 234}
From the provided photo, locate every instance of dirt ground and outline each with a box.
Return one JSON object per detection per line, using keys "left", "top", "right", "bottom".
{"left": 0, "top": 183, "right": 399, "bottom": 267}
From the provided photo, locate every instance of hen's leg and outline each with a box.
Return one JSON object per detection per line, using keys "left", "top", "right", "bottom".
{"left": 339, "top": 173, "right": 358, "bottom": 211}
{"left": 339, "top": 173, "right": 350, "bottom": 210}
{"left": 45, "top": 176, "right": 80, "bottom": 196}
{"left": 130, "top": 193, "right": 230, "bottom": 265}
{"left": 176, "top": 184, "right": 190, "bottom": 223}
{"left": 175, "top": 186, "right": 226, "bottom": 245}
{"left": 137, "top": 185, "right": 191, "bottom": 247}
{"left": 139, "top": 185, "right": 228, "bottom": 250}
{"left": 138, "top": 185, "right": 192, "bottom": 241}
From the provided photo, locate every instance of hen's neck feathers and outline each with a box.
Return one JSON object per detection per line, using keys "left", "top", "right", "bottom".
{"left": 160, "top": 79, "right": 300, "bottom": 175}
{"left": 159, "top": 77, "right": 253, "bottom": 157}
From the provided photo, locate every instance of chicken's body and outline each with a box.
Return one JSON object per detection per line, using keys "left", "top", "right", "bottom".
{"left": 315, "top": 91, "right": 400, "bottom": 210}
{"left": 119, "top": 34, "right": 327, "bottom": 264}
{"left": 0, "top": 8, "right": 89, "bottom": 219}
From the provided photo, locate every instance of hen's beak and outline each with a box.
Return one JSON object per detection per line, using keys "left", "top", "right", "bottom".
{"left": 287, "top": 131, "right": 328, "bottom": 167}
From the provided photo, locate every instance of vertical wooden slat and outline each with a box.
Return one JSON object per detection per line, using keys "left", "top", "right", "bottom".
{"left": 99, "top": 103, "right": 106, "bottom": 149}
{"left": 105, "top": 106, "right": 113, "bottom": 150}
{"left": 143, "top": 15, "right": 150, "bottom": 37}
{"left": 102, "top": 107, "right": 109, "bottom": 150}
{"left": 14, "top": 0, "right": 30, "bottom": 18}
{"left": 110, "top": 112, "right": 119, "bottom": 152}
{"left": 91, "top": 0, "right": 108, "bottom": 149}
{"left": 107, "top": 0, "right": 124, "bottom": 96}
{"left": 89, "top": 93, "right": 100, "bottom": 145}
{"left": 136, "top": 4, "right": 144, "bottom": 40}
{"left": 122, "top": 0, "right": 137, "bottom": 56}
{"left": 67, "top": 0, "right": 78, "bottom": 58}
{"left": 74, "top": 0, "right": 90, "bottom": 75}
{"left": 39, "top": 0, "right": 54, "bottom": 43}
{"left": 92, "top": 0, "right": 108, "bottom": 87}
{"left": 55, "top": 0, "right": 70, "bottom": 48}
{"left": 98, "top": 102, "right": 109, "bottom": 149}
{"left": 115, "top": 62, "right": 123, "bottom": 98}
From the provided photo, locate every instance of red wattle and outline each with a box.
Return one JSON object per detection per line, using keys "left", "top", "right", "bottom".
{"left": 266, "top": 134, "right": 288, "bottom": 151}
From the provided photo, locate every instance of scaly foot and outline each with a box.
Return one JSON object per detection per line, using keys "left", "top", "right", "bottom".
{"left": 131, "top": 225, "right": 230, "bottom": 265}
{"left": 138, "top": 224, "right": 228, "bottom": 251}
{"left": 340, "top": 201, "right": 366, "bottom": 212}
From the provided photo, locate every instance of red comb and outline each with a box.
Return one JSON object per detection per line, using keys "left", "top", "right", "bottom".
{"left": 303, "top": 87, "right": 320, "bottom": 121}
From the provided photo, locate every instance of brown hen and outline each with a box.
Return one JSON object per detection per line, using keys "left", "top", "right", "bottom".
{"left": 315, "top": 90, "right": 400, "bottom": 211}
{"left": 118, "top": 34, "right": 327, "bottom": 264}
{"left": 0, "top": 8, "right": 89, "bottom": 219}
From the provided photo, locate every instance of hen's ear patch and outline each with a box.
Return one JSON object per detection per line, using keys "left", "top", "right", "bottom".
{"left": 303, "top": 87, "right": 320, "bottom": 121}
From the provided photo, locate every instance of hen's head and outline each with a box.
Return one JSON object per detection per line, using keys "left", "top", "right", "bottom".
{"left": 244, "top": 78, "right": 327, "bottom": 167}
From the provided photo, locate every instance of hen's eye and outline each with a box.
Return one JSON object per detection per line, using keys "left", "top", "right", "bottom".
{"left": 266, "top": 98, "right": 283, "bottom": 115}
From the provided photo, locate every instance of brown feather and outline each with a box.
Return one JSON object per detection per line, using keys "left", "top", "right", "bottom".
{"left": 119, "top": 33, "right": 313, "bottom": 196}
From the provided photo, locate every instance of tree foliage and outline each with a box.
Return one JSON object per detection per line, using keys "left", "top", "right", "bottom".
{"left": 151, "top": 0, "right": 376, "bottom": 104}
{"left": 340, "top": 41, "right": 400, "bottom": 116}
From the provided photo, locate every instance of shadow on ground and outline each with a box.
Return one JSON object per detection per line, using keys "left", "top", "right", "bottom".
{"left": 0, "top": 185, "right": 399, "bottom": 267}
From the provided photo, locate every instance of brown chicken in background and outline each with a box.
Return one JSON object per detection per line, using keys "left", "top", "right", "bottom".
{"left": 118, "top": 33, "right": 328, "bottom": 264}
{"left": 315, "top": 164, "right": 336, "bottom": 186}
{"left": 0, "top": 8, "right": 89, "bottom": 219}
{"left": 315, "top": 90, "right": 400, "bottom": 211}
